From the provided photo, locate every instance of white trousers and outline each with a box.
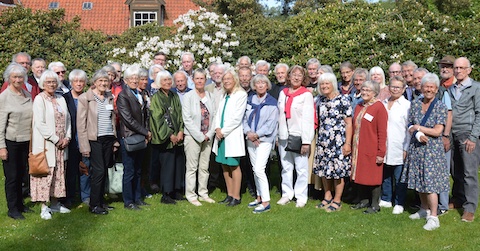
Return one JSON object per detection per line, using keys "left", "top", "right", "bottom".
{"left": 278, "top": 139, "right": 309, "bottom": 204}
{"left": 184, "top": 135, "right": 212, "bottom": 201}
{"left": 247, "top": 141, "right": 272, "bottom": 202}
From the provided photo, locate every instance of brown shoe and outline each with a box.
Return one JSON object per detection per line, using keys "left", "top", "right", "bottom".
{"left": 448, "top": 202, "right": 461, "bottom": 209}
{"left": 462, "top": 211, "right": 475, "bottom": 222}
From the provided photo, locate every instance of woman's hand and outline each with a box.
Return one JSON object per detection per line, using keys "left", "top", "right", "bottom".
{"left": 442, "top": 136, "right": 451, "bottom": 152}
{"left": 215, "top": 128, "right": 224, "bottom": 140}
{"left": 246, "top": 132, "right": 258, "bottom": 142}
{"left": 0, "top": 148, "right": 8, "bottom": 161}
{"left": 300, "top": 144, "right": 310, "bottom": 156}
{"left": 147, "top": 131, "right": 152, "bottom": 141}
{"left": 82, "top": 152, "right": 90, "bottom": 158}
{"left": 177, "top": 131, "right": 184, "bottom": 142}
{"left": 170, "top": 134, "right": 178, "bottom": 145}
{"left": 342, "top": 143, "right": 351, "bottom": 156}
{"left": 419, "top": 135, "right": 429, "bottom": 143}
{"left": 376, "top": 156, "right": 384, "bottom": 165}
{"left": 408, "top": 124, "right": 420, "bottom": 134}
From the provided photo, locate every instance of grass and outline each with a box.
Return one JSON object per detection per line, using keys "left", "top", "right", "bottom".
{"left": 1, "top": 164, "right": 479, "bottom": 251}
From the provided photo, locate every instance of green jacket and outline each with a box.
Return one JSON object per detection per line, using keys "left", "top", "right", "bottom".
{"left": 150, "top": 90, "right": 184, "bottom": 148}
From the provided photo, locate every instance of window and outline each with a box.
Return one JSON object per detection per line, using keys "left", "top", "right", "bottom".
{"left": 48, "top": 2, "right": 59, "bottom": 9}
{"left": 82, "top": 2, "right": 93, "bottom": 10}
{"left": 133, "top": 11, "right": 157, "bottom": 26}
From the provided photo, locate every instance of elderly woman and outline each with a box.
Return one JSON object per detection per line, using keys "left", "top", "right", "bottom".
{"left": 0, "top": 63, "right": 33, "bottom": 220}
{"left": 313, "top": 73, "right": 352, "bottom": 212}
{"left": 101, "top": 65, "right": 117, "bottom": 90}
{"left": 243, "top": 74, "right": 278, "bottom": 213}
{"left": 338, "top": 62, "right": 355, "bottom": 95}
{"left": 148, "top": 64, "right": 164, "bottom": 94}
{"left": 117, "top": 66, "right": 151, "bottom": 210}
{"left": 213, "top": 69, "right": 247, "bottom": 207}
{"left": 402, "top": 73, "right": 448, "bottom": 231}
{"left": 277, "top": 65, "right": 314, "bottom": 208}
{"left": 350, "top": 80, "right": 388, "bottom": 214}
{"left": 379, "top": 76, "right": 410, "bottom": 214}
{"left": 370, "top": 66, "right": 390, "bottom": 101}
{"left": 63, "top": 69, "right": 88, "bottom": 207}
{"left": 31, "top": 70, "right": 72, "bottom": 220}
{"left": 182, "top": 69, "right": 216, "bottom": 206}
{"left": 77, "top": 70, "right": 117, "bottom": 214}
{"left": 150, "top": 70, "right": 185, "bottom": 204}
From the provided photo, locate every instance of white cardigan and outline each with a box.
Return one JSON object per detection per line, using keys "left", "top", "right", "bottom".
{"left": 182, "top": 90, "right": 216, "bottom": 143}
{"left": 212, "top": 90, "right": 247, "bottom": 157}
{"left": 32, "top": 94, "right": 71, "bottom": 167}
{"left": 277, "top": 90, "right": 314, "bottom": 144}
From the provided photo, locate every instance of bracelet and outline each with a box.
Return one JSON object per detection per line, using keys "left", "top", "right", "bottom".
{"left": 442, "top": 134, "right": 449, "bottom": 138}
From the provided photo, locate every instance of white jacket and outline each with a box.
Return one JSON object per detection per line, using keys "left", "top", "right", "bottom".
{"left": 277, "top": 90, "right": 314, "bottom": 144}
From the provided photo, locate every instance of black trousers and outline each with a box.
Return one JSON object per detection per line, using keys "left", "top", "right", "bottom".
{"left": 152, "top": 143, "right": 186, "bottom": 195}
{"left": 2, "top": 140, "right": 29, "bottom": 213}
{"left": 64, "top": 144, "right": 81, "bottom": 204}
{"left": 89, "top": 136, "right": 115, "bottom": 208}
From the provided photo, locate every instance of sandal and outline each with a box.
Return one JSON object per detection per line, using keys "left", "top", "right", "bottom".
{"left": 315, "top": 199, "right": 332, "bottom": 209}
{"left": 326, "top": 201, "right": 342, "bottom": 212}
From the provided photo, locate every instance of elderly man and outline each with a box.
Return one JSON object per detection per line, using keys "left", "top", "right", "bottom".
{"left": 412, "top": 68, "right": 429, "bottom": 100}
{"left": 1, "top": 52, "right": 41, "bottom": 99}
{"left": 180, "top": 52, "right": 195, "bottom": 89}
{"left": 238, "top": 66, "right": 254, "bottom": 96}
{"left": 153, "top": 52, "right": 167, "bottom": 67}
{"left": 449, "top": 57, "right": 480, "bottom": 222}
{"left": 31, "top": 58, "right": 46, "bottom": 84}
{"left": 205, "top": 63, "right": 226, "bottom": 107}
{"left": 401, "top": 60, "right": 418, "bottom": 101}
{"left": 171, "top": 71, "right": 191, "bottom": 104}
{"left": 48, "top": 61, "right": 71, "bottom": 94}
{"left": 388, "top": 62, "right": 402, "bottom": 79}
{"left": 237, "top": 56, "right": 252, "bottom": 69}
{"left": 306, "top": 58, "right": 320, "bottom": 88}
{"left": 255, "top": 60, "right": 270, "bottom": 76}
{"left": 268, "top": 63, "right": 288, "bottom": 100}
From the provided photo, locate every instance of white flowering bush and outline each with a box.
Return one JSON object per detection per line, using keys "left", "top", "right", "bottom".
{"left": 109, "top": 8, "right": 238, "bottom": 71}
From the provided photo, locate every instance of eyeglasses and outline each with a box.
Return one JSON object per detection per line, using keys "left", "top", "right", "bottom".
{"left": 290, "top": 74, "right": 304, "bottom": 79}
{"left": 389, "top": 71, "right": 401, "bottom": 75}
{"left": 361, "top": 88, "right": 374, "bottom": 93}
{"left": 389, "top": 86, "right": 403, "bottom": 90}
{"left": 454, "top": 66, "right": 470, "bottom": 71}
{"left": 439, "top": 65, "right": 453, "bottom": 69}
{"left": 44, "top": 80, "right": 57, "bottom": 85}
{"left": 56, "top": 70, "right": 66, "bottom": 75}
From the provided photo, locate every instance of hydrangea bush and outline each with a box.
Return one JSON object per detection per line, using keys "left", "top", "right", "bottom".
{"left": 109, "top": 8, "right": 239, "bottom": 72}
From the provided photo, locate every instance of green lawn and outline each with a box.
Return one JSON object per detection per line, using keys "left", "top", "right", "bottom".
{"left": 0, "top": 164, "right": 479, "bottom": 251}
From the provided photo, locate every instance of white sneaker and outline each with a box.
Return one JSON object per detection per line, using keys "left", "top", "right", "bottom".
{"left": 379, "top": 200, "right": 392, "bottom": 208}
{"left": 50, "top": 203, "right": 71, "bottom": 214}
{"left": 189, "top": 200, "right": 202, "bottom": 206}
{"left": 40, "top": 207, "right": 52, "bottom": 220}
{"left": 392, "top": 205, "right": 404, "bottom": 214}
{"left": 423, "top": 216, "right": 440, "bottom": 231}
{"left": 409, "top": 208, "right": 430, "bottom": 220}
{"left": 296, "top": 202, "right": 306, "bottom": 208}
{"left": 276, "top": 197, "right": 290, "bottom": 205}
{"left": 199, "top": 197, "right": 215, "bottom": 204}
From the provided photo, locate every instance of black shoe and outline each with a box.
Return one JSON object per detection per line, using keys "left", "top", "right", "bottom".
{"left": 150, "top": 184, "right": 160, "bottom": 194}
{"left": 218, "top": 196, "right": 233, "bottom": 204}
{"left": 226, "top": 198, "right": 241, "bottom": 207}
{"left": 124, "top": 203, "right": 141, "bottom": 210}
{"left": 363, "top": 207, "right": 380, "bottom": 214}
{"left": 136, "top": 200, "right": 150, "bottom": 206}
{"left": 351, "top": 200, "right": 369, "bottom": 210}
{"left": 8, "top": 211, "right": 25, "bottom": 220}
{"left": 248, "top": 188, "right": 256, "bottom": 198}
{"left": 174, "top": 192, "right": 186, "bottom": 201}
{"left": 90, "top": 206, "right": 108, "bottom": 215}
{"left": 161, "top": 195, "right": 177, "bottom": 205}
{"left": 21, "top": 207, "right": 34, "bottom": 213}
{"left": 102, "top": 204, "right": 115, "bottom": 211}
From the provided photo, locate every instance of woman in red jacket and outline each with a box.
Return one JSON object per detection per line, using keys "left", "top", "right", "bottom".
{"left": 350, "top": 80, "right": 388, "bottom": 214}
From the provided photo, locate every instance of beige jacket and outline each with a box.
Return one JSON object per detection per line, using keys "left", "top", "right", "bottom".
{"left": 76, "top": 88, "right": 116, "bottom": 154}
{"left": 0, "top": 88, "right": 32, "bottom": 148}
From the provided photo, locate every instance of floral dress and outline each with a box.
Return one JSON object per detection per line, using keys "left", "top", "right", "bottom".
{"left": 313, "top": 94, "right": 352, "bottom": 179}
{"left": 401, "top": 98, "right": 449, "bottom": 193}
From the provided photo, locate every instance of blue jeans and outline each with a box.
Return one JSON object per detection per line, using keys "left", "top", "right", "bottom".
{"left": 80, "top": 156, "right": 91, "bottom": 202}
{"left": 438, "top": 150, "right": 451, "bottom": 211}
{"left": 121, "top": 139, "right": 145, "bottom": 206}
{"left": 381, "top": 164, "right": 407, "bottom": 206}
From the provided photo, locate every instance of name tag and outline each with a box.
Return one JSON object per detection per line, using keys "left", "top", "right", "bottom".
{"left": 105, "top": 104, "right": 114, "bottom": 111}
{"left": 364, "top": 113, "right": 373, "bottom": 122}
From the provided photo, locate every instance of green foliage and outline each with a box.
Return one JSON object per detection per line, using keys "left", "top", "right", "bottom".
{"left": 0, "top": 7, "right": 109, "bottom": 79}
{"left": 279, "top": 0, "right": 480, "bottom": 79}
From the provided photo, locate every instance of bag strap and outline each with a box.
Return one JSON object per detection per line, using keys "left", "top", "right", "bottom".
{"left": 420, "top": 98, "right": 438, "bottom": 126}
{"left": 29, "top": 95, "right": 47, "bottom": 154}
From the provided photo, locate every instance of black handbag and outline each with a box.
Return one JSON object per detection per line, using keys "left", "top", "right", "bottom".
{"left": 285, "top": 135, "right": 302, "bottom": 153}
{"left": 123, "top": 134, "right": 147, "bottom": 152}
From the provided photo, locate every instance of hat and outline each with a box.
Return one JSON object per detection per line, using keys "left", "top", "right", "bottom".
{"left": 438, "top": 55, "right": 455, "bottom": 65}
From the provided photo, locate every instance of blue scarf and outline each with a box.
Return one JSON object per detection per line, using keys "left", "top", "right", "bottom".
{"left": 247, "top": 93, "right": 277, "bottom": 131}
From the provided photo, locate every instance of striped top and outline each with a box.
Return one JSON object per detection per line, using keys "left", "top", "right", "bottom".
{"left": 95, "top": 94, "right": 114, "bottom": 137}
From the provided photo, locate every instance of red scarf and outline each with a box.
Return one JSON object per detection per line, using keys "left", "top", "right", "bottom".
{"left": 283, "top": 86, "right": 310, "bottom": 119}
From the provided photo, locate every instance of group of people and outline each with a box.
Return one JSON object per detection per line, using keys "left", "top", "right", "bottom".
{"left": 1, "top": 52, "right": 479, "bottom": 232}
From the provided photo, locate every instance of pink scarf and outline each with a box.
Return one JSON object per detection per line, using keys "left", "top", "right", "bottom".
{"left": 283, "top": 86, "right": 310, "bottom": 119}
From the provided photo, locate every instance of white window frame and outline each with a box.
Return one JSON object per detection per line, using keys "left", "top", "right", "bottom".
{"left": 82, "top": 2, "right": 93, "bottom": 10}
{"left": 133, "top": 11, "right": 158, "bottom": 26}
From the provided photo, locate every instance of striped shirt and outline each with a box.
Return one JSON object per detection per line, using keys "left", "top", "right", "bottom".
{"left": 95, "top": 94, "right": 114, "bottom": 137}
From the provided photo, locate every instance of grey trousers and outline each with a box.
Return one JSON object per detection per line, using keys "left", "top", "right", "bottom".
{"left": 452, "top": 132, "right": 480, "bottom": 213}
